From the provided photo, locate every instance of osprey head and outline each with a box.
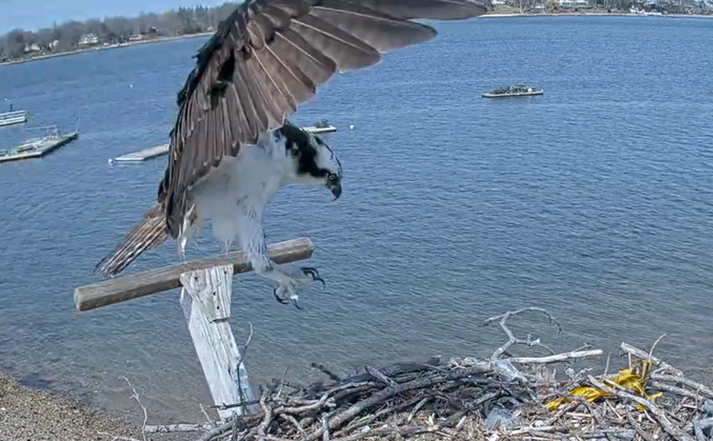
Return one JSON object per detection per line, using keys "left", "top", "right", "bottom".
{"left": 278, "top": 122, "right": 342, "bottom": 200}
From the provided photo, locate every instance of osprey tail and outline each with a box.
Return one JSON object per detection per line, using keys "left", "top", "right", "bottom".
{"left": 95, "top": 202, "right": 169, "bottom": 278}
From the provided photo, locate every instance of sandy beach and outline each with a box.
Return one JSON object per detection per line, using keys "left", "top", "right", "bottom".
{"left": 0, "top": 373, "right": 138, "bottom": 440}
{"left": 0, "top": 372, "right": 195, "bottom": 441}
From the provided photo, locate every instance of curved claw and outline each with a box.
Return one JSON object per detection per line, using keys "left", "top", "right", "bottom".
{"left": 273, "top": 287, "right": 289, "bottom": 305}
{"left": 291, "top": 298, "right": 303, "bottom": 310}
{"left": 301, "top": 267, "right": 326, "bottom": 288}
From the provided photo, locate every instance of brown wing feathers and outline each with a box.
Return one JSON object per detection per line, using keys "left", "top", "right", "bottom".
{"left": 95, "top": 0, "right": 488, "bottom": 278}
{"left": 164, "top": 0, "right": 489, "bottom": 233}
{"left": 94, "top": 203, "right": 169, "bottom": 277}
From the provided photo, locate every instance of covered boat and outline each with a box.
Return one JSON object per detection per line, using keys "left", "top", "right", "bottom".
{"left": 482, "top": 85, "right": 544, "bottom": 98}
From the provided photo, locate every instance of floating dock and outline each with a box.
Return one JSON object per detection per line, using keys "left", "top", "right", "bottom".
{"left": 111, "top": 143, "right": 169, "bottom": 163}
{"left": 0, "top": 131, "right": 79, "bottom": 163}
{"left": 111, "top": 125, "right": 338, "bottom": 163}
{"left": 0, "top": 109, "right": 28, "bottom": 128}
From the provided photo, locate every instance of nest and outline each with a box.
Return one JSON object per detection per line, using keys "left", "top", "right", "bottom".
{"left": 147, "top": 308, "right": 713, "bottom": 441}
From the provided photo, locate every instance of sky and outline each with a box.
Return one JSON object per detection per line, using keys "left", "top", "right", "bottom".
{"left": 0, "top": 0, "right": 230, "bottom": 34}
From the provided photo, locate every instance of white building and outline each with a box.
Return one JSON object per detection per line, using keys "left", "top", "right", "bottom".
{"left": 78, "top": 33, "right": 99, "bottom": 47}
{"left": 558, "top": 0, "right": 588, "bottom": 7}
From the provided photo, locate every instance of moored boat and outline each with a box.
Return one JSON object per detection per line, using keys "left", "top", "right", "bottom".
{"left": 482, "top": 85, "right": 544, "bottom": 99}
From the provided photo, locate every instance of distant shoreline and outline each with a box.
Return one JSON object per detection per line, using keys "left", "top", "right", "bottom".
{"left": 1, "top": 12, "right": 711, "bottom": 68}
{"left": 0, "top": 32, "right": 213, "bottom": 68}
{"left": 480, "top": 11, "right": 713, "bottom": 18}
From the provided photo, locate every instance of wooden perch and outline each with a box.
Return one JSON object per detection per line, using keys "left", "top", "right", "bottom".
{"left": 74, "top": 238, "right": 314, "bottom": 311}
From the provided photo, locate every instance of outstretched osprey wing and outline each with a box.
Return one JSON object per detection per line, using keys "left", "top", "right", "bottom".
{"left": 161, "top": 0, "right": 489, "bottom": 238}
{"left": 96, "top": 0, "right": 488, "bottom": 279}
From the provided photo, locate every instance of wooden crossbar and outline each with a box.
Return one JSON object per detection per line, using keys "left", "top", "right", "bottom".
{"left": 74, "top": 237, "right": 314, "bottom": 312}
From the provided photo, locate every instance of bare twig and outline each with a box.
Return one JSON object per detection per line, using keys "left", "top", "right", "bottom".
{"left": 484, "top": 307, "right": 562, "bottom": 363}
{"left": 275, "top": 367, "right": 290, "bottom": 400}
{"left": 619, "top": 342, "right": 683, "bottom": 376}
{"left": 200, "top": 403, "right": 216, "bottom": 428}
{"left": 121, "top": 376, "right": 148, "bottom": 441}
{"left": 648, "top": 334, "right": 668, "bottom": 360}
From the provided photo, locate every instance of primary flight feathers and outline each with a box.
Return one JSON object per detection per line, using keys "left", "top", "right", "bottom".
{"left": 95, "top": 0, "right": 488, "bottom": 279}
{"left": 163, "top": 0, "right": 489, "bottom": 239}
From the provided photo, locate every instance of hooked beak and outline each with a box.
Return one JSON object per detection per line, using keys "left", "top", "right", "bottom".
{"left": 328, "top": 180, "right": 342, "bottom": 200}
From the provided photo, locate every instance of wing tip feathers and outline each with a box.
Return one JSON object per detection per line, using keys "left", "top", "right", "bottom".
{"left": 94, "top": 203, "right": 169, "bottom": 279}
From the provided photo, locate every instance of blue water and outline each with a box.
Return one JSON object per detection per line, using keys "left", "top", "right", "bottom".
{"left": 0, "top": 15, "right": 712, "bottom": 424}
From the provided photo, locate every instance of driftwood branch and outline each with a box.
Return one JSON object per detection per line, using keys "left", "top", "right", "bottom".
{"left": 619, "top": 342, "right": 683, "bottom": 376}
{"left": 508, "top": 349, "right": 603, "bottom": 364}
{"left": 484, "top": 307, "right": 562, "bottom": 363}
{"left": 144, "top": 423, "right": 214, "bottom": 433}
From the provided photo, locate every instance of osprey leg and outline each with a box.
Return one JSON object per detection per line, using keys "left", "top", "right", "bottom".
{"left": 272, "top": 267, "right": 325, "bottom": 309}
{"left": 239, "top": 208, "right": 325, "bottom": 309}
{"left": 257, "top": 262, "right": 325, "bottom": 309}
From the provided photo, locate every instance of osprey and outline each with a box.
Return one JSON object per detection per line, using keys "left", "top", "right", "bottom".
{"left": 95, "top": 0, "right": 489, "bottom": 308}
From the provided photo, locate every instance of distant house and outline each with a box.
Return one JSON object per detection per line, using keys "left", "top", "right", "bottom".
{"left": 23, "top": 43, "right": 42, "bottom": 54}
{"left": 558, "top": 0, "right": 588, "bottom": 7}
{"left": 78, "top": 33, "right": 100, "bottom": 47}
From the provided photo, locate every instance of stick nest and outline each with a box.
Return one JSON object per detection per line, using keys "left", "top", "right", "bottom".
{"left": 158, "top": 308, "right": 713, "bottom": 441}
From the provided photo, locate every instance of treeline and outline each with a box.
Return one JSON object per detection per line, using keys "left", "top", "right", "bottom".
{"left": 0, "top": 2, "right": 240, "bottom": 62}
{"left": 507, "top": 0, "right": 710, "bottom": 14}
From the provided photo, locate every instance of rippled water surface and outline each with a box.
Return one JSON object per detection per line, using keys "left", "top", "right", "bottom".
{"left": 1, "top": 16, "right": 712, "bottom": 423}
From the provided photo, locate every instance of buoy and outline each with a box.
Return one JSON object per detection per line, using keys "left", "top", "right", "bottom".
{"left": 349, "top": 124, "right": 355, "bottom": 130}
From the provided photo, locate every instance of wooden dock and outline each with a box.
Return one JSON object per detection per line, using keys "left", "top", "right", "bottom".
{"left": 0, "top": 132, "right": 79, "bottom": 163}
{"left": 110, "top": 125, "right": 338, "bottom": 163}
{"left": 111, "top": 143, "right": 169, "bottom": 162}
{"left": 0, "top": 110, "right": 28, "bottom": 128}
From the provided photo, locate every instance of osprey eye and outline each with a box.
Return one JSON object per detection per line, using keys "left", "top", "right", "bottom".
{"left": 327, "top": 173, "right": 338, "bottom": 181}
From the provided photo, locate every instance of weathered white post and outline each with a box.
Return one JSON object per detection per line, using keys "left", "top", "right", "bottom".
{"left": 74, "top": 237, "right": 314, "bottom": 423}
{"left": 179, "top": 264, "right": 256, "bottom": 419}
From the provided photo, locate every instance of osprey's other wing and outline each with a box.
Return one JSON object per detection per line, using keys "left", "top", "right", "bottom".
{"left": 161, "top": 0, "right": 489, "bottom": 237}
